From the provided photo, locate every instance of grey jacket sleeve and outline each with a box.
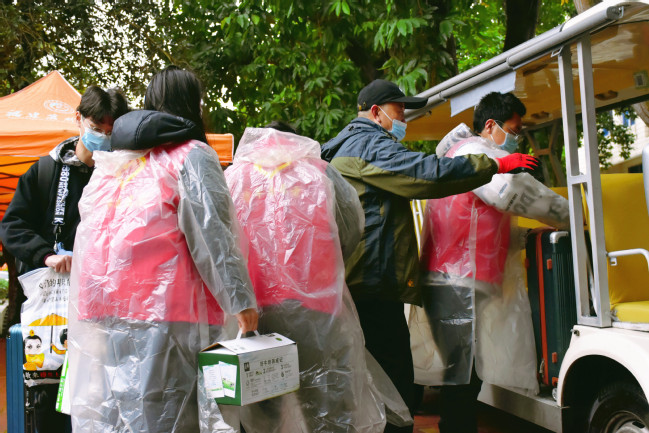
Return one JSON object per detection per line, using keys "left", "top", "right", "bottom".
{"left": 177, "top": 144, "right": 257, "bottom": 315}
{"left": 326, "top": 164, "right": 365, "bottom": 261}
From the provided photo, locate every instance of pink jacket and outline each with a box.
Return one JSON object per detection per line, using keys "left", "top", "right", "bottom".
{"left": 421, "top": 140, "right": 510, "bottom": 285}
{"left": 76, "top": 141, "right": 224, "bottom": 324}
{"left": 226, "top": 132, "right": 344, "bottom": 314}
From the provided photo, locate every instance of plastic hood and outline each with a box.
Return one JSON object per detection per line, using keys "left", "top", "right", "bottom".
{"left": 235, "top": 127, "right": 321, "bottom": 165}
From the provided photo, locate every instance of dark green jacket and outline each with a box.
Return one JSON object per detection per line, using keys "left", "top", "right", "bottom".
{"left": 321, "top": 118, "right": 498, "bottom": 304}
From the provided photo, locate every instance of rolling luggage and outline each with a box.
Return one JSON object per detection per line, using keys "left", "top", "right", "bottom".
{"left": 525, "top": 228, "right": 577, "bottom": 387}
{"left": 6, "top": 323, "right": 35, "bottom": 433}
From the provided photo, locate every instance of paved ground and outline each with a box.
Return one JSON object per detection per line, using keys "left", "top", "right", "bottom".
{"left": 0, "top": 337, "right": 553, "bottom": 433}
{"left": 414, "top": 385, "right": 554, "bottom": 433}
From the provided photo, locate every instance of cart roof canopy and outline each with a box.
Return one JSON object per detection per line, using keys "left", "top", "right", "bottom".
{"left": 404, "top": 0, "right": 649, "bottom": 141}
{"left": 0, "top": 72, "right": 234, "bottom": 219}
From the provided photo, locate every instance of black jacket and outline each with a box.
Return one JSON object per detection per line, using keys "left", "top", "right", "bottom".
{"left": 111, "top": 109, "right": 205, "bottom": 150}
{"left": 0, "top": 137, "right": 93, "bottom": 274}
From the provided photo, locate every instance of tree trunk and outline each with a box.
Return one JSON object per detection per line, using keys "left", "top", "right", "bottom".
{"left": 446, "top": 34, "right": 459, "bottom": 78}
{"left": 503, "top": 0, "right": 540, "bottom": 51}
{"left": 345, "top": 39, "right": 386, "bottom": 84}
{"left": 429, "top": 0, "right": 459, "bottom": 83}
{"left": 573, "top": 0, "right": 602, "bottom": 13}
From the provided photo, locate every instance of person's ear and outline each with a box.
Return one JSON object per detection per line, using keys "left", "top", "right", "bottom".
{"left": 483, "top": 119, "right": 496, "bottom": 134}
{"left": 75, "top": 111, "right": 82, "bottom": 129}
{"left": 371, "top": 105, "right": 380, "bottom": 120}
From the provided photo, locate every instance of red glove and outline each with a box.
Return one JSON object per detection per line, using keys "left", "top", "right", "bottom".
{"left": 495, "top": 153, "right": 539, "bottom": 174}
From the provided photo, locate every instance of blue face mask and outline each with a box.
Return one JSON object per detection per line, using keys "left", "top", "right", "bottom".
{"left": 499, "top": 134, "right": 519, "bottom": 153}
{"left": 378, "top": 107, "right": 407, "bottom": 142}
{"left": 80, "top": 117, "right": 111, "bottom": 152}
{"left": 492, "top": 121, "right": 522, "bottom": 154}
{"left": 82, "top": 130, "right": 111, "bottom": 152}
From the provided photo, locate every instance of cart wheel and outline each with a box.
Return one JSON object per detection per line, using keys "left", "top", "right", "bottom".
{"left": 587, "top": 381, "right": 649, "bottom": 433}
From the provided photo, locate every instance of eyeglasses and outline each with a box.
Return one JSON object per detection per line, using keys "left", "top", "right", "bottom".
{"left": 82, "top": 117, "right": 112, "bottom": 136}
{"left": 495, "top": 120, "right": 523, "bottom": 143}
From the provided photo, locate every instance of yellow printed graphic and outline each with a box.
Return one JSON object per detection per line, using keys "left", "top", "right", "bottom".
{"left": 253, "top": 162, "right": 291, "bottom": 179}
{"left": 116, "top": 156, "right": 147, "bottom": 188}
{"left": 29, "top": 313, "right": 67, "bottom": 326}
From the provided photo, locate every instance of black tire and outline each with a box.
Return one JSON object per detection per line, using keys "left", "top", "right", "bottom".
{"left": 587, "top": 381, "right": 649, "bottom": 433}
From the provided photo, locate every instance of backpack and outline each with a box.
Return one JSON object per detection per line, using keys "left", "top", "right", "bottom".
{"left": 36, "top": 156, "right": 59, "bottom": 213}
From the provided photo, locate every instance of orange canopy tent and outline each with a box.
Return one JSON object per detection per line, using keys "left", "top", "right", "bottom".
{"left": 0, "top": 71, "right": 80, "bottom": 218}
{"left": 0, "top": 71, "right": 234, "bottom": 219}
{"left": 206, "top": 133, "right": 234, "bottom": 166}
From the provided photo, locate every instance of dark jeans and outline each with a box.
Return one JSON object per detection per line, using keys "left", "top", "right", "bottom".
{"left": 421, "top": 283, "right": 484, "bottom": 433}
{"left": 31, "top": 384, "right": 71, "bottom": 433}
{"left": 421, "top": 283, "right": 474, "bottom": 385}
{"left": 355, "top": 299, "right": 416, "bottom": 433}
{"left": 438, "top": 367, "right": 483, "bottom": 433}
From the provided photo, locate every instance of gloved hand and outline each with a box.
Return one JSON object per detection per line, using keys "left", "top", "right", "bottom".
{"left": 495, "top": 153, "right": 539, "bottom": 174}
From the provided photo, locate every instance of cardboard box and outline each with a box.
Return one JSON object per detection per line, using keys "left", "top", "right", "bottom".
{"left": 199, "top": 333, "right": 299, "bottom": 406}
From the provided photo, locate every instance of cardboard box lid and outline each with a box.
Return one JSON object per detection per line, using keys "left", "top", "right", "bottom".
{"left": 201, "top": 333, "right": 295, "bottom": 355}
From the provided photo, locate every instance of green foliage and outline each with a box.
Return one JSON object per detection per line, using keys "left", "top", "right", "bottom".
{"left": 593, "top": 108, "right": 637, "bottom": 169}
{"left": 455, "top": 2, "right": 506, "bottom": 73}
{"left": 0, "top": 278, "right": 7, "bottom": 300}
{"left": 0, "top": 0, "right": 96, "bottom": 93}
{"left": 2, "top": 0, "right": 475, "bottom": 143}
{"left": 454, "top": 0, "right": 576, "bottom": 73}
{"left": 537, "top": 0, "right": 578, "bottom": 33}
{"left": 165, "top": 0, "right": 476, "bottom": 142}
{"left": 0, "top": 0, "right": 637, "bottom": 170}
{"left": 0, "top": 1, "right": 180, "bottom": 99}
{"left": 404, "top": 139, "right": 438, "bottom": 155}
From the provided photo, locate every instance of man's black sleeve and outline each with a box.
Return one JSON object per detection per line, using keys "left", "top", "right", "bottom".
{"left": 0, "top": 161, "right": 55, "bottom": 268}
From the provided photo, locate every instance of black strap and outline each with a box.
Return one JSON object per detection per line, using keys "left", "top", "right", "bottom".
{"left": 36, "top": 156, "right": 56, "bottom": 208}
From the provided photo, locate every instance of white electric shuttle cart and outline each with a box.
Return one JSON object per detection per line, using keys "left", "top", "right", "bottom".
{"left": 405, "top": 2, "right": 649, "bottom": 431}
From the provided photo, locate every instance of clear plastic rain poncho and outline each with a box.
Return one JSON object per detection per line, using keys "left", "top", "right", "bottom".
{"left": 409, "top": 123, "right": 569, "bottom": 393}
{"left": 224, "top": 127, "right": 412, "bottom": 433}
{"left": 68, "top": 139, "right": 256, "bottom": 433}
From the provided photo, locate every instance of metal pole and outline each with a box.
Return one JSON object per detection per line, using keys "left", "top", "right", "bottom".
{"left": 558, "top": 43, "right": 601, "bottom": 326}
{"left": 578, "top": 36, "right": 612, "bottom": 327}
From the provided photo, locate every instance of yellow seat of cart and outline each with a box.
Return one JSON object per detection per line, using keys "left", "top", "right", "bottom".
{"left": 613, "top": 301, "right": 649, "bottom": 323}
{"left": 601, "top": 174, "right": 649, "bottom": 324}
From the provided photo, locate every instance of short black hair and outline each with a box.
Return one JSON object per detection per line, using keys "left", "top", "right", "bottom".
{"left": 59, "top": 328, "right": 67, "bottom": 345}
{"left": 77, "top": 85, "right": 130, "bottom": 122}
{"left": 107, "top": 88, "right": 130, "bottom": 119}
{"left": 265, "top": 120, "right": 297, "bottom": 134}
{"left": 144, "top": 65, "right": 204, "bottom": 135}
{"left": 473, "top": 92, "right": 526, "bottom": 134}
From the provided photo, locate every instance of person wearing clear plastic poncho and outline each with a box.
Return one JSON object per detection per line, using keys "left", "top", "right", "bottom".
{"left": 68, "top": 66, "right": 258, "bottom": 433}
{"left": 412, "top": 92, "right": 570, "bottom": 433}
{"left": 0, "top": 86, "right": 129, "bottom": 433}
{"left": 224, "top": 124, "right": 413, "bottom": 433}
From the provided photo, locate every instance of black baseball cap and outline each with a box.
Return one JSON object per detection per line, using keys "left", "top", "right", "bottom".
{"left": 357, "top": 79, "right": 428, "bottom": 111}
